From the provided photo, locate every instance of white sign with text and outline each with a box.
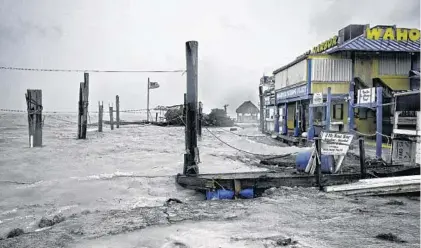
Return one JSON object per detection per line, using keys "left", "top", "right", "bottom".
{"left": 313, "top": 92, "right": 323, "bottom": 105}
{"left": 321, "top": 132, "right": 354, "bottom": 155}
{"left": 357, "top": 87, "right": 376, "bottom": 104}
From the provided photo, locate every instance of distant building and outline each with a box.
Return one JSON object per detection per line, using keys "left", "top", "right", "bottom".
{"left": 236, "top": 101, "right": 259, "bottom": 123}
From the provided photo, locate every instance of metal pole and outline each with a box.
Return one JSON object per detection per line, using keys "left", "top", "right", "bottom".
{"left": 283, "top": 103, "right": 288, "bottom": 135}
{"left": 294, "top": 101, "right": 299, "bottom": 137}
{"left": 315, "top": 138, "right": 322, "bottom": 189}
{"left": 376, "top": 87, "right": 383, "bottom": 159}
{"left": 349, "top": 52, "right": 356, "bottom": 133}
{"left": 147, "top": 77, "right": 150, "bottom": 122}
{"left": 325, "top": 87, "right": 332, "bottom": 131}
{"left": 184, "top": 41, "right": 199, "bottom": 176}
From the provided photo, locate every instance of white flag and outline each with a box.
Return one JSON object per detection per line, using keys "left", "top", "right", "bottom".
{"left": 149, "top": 81, "right": 160, "bottom": 89}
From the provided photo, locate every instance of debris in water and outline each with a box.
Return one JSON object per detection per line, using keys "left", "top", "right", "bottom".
{"left": 39, "top": 214, "right": 66, "bottom": 228}
{"left": 385, "top": 200, "right": 405, "bottom": 206}
{"left": 375, "top": 233, "right": 406, "bottom": 243}
{"left": 6, "top": 228, "right": 24, "bottom": 238}
{"left": 276, "top": 238, "right": 298, "bottom": 246}
{"left": 230, "top": 128, "right": 237, "bottom": 131}
{"left": 165, "top": 198, "right": 183, "bottom": 205}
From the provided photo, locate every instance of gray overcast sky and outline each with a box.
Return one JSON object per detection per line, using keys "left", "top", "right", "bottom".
{"left": 0, "top": 0, "right": 419, "bottom": 116}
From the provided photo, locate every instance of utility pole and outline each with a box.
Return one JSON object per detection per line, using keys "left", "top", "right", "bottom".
{"left": 78, "top": 73, "right": 89, "bottom": 139}
{"left": 184, "top": 41, "right": 199, "bottom": 176}
{"left": 147, "top": 77, "right": 150, "bottom": 122}
{"left": 98, "top": 101, "right": 103, "bottom": 132}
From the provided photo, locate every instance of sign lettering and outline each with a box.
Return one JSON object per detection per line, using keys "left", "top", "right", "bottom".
{"left": 357, "top": 87, "right": 376, "bottom": 104}
{"left": 321, "top": 132, "right": 354, "bottom": 155}
{"left": 311, "top": 36, "right": 338, "bottom": 54}
{"left": 313, "top": 92, "right": 323, "bottom": 105}
{"left": 277, "top": 85, "right": 308, "bottom": 101}
{"left": 392, "top": 140, "right": 412, "bottom": 162}
{"left": 366, "top": 27, "right": 420, "bottom": 41}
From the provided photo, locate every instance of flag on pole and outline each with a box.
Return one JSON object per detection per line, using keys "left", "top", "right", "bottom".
{"left": 149, "top": 81, "right": 160, "bottom": 89}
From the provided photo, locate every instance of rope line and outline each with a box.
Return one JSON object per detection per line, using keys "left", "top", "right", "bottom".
{"left": 0, "top": 66, "right": 186, "bottom": 74}
{"left": 204, "top": 127, "right": 293, "bottom": 158}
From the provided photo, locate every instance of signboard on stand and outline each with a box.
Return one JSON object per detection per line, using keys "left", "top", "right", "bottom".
{"left": 357, "top": 87, "right": 376, "bottom": 104}
{"left": 313, "top": 92, "right": 323, "bottom": 105}
{"left": 321, "top": 132, "right": 354, "bottom": 155}
{"left": 392, "top": 140, "right": 412, "bottom": 163}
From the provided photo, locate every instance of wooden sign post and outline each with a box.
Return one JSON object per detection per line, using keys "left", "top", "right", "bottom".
{"left": 109, "top": 104, "right": 114, "bottom": 130}
{"left": 25, "top": 89, "right": 43, "bottom": 147}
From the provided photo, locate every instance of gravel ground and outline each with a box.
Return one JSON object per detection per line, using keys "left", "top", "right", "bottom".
{"left": 0, "top": 113, "right": 419, "bottom": 247}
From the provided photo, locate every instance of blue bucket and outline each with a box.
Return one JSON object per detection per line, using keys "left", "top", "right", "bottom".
{"left": 320, "top": 155, "right": 334, "bottom": 173}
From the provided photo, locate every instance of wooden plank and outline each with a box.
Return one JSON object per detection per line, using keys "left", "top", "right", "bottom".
{"left": 177, "top": 172, "right": 361, "bottom": 191}
{"left": 340, "top": 184, "right": 420, "bottom": 196}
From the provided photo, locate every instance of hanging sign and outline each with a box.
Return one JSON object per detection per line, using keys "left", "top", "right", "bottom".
{"left": 313, "top": 92, "right": 323, "bottom": 105}
{"left": 357, "top": 87, "right": 376, "bottom": 104}
{"left": 321, "top": 132, "right": 354, "bottom": 155}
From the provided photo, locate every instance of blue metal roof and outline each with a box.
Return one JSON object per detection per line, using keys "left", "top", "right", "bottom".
{"left": 327, "top": 35, "right": 420, "bottom": 53}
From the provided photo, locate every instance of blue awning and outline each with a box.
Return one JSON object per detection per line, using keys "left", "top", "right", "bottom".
{"left": 326, "top": 35, "right": 420, "bottom": 53}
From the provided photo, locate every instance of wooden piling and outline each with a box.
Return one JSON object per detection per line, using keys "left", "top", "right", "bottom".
{"left": 78, "top": 73, "right": 89, "bottom": 139}
{"left": 116, "top": 95, "right": 120, "bottom": 128}
{"left": 98, "top": 101, "right": 103, "bottom": 132}
{"left": 315, "top": 138, "right": 322, "bottom": 189}
{"left": 184, "top": 41, "right": 199, "bottom": 175}
{"left": 109, "top": 105, "right": 114, "bottom": 130}
{"left": 25, "top": 89, "right": 42, "bottom": 147}
{"left": 155, "top": 112, "right": 158, "bottom": 122}
{"left": 359, "top": 138, "right": 367, "bottom": 179}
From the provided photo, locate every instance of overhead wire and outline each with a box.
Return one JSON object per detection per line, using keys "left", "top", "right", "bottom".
{"left": 0, "top": 66, "right": 186, "bottom": 74}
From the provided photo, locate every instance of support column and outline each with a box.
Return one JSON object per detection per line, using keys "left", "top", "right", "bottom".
{"left": 348, "top": 82, "right": 355, "bottom": 133}
{"left": 325, "top": 87, "right": 332, "bottom": 131}
{"left": 283, "top": 103, "right": 288, "bottom": 135}
{"left": 308, "top": 97, "right": 314, "bottom": 141}
{"left": 274, "top": 106, "right": 280, "bottom": 134}
{"left": 294, "top": 101, "right": 300, "bottom": 137}
{"left": 376, "top": 87, "right": 383, "bottom": 159}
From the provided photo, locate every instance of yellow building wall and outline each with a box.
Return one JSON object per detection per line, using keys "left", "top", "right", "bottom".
{"left": 311, "top": 82, "right": 350, "bottom": 94}
{"left": 355, "top": 110, "right": 377, "bottom": 135}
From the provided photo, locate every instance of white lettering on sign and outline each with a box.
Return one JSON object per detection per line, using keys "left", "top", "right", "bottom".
{"left": 313, "top": 92, "right": 323, "bottom": 105}
{"left": 277, "top": 85, "right": 308, "bottom": 100}
{"left": 320, "top": 132, "right": 354, "bottom": 155}
{"left": 392, "top": 140, "right": 412, "bottom": 162}
{"left": 357, "top": 87, "right": 376, "bottom": 104}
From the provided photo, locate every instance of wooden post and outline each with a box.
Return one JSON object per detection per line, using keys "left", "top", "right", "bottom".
{"left": 259, "top": 86, "right": 265, "bottom": 133}
{"left": 184, "top": 41, "right": 199, "bottom": 176}
{"left": 109, "top": 104, "right": 114, "bottom": 130}
{"left": 198, "top": 101, "right": 202, "bottom": 138}
{"left": 315, "top": 138, "right": 322, "bottom": 189}
{"left": 98, "top": 101, "right": 103, "bottom": 132}
{"left": 78, "top": 73, "right": 89, "bottom": 139}
{"left": 116, "top": 95, "right": 120, "bottom": 128}
{"left": 25, "top": 89, "right": 42, "bottom": 147}
{"left": 147, "top": 77, "right": 150, "bottom": 122}
{"left": 359, "top": 138, "right": 367, "bottom": 179}
{"left": 155, "top": 112, "right": 158, "bottom": 122}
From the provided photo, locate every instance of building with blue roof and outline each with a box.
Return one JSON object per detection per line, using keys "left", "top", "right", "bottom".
{"left": 268, "top": 24, "right": 420, "bottom": 140}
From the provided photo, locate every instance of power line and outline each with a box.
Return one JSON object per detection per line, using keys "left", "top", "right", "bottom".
{"left": 0, "top": 66, "right": 186, "bottom": 74}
